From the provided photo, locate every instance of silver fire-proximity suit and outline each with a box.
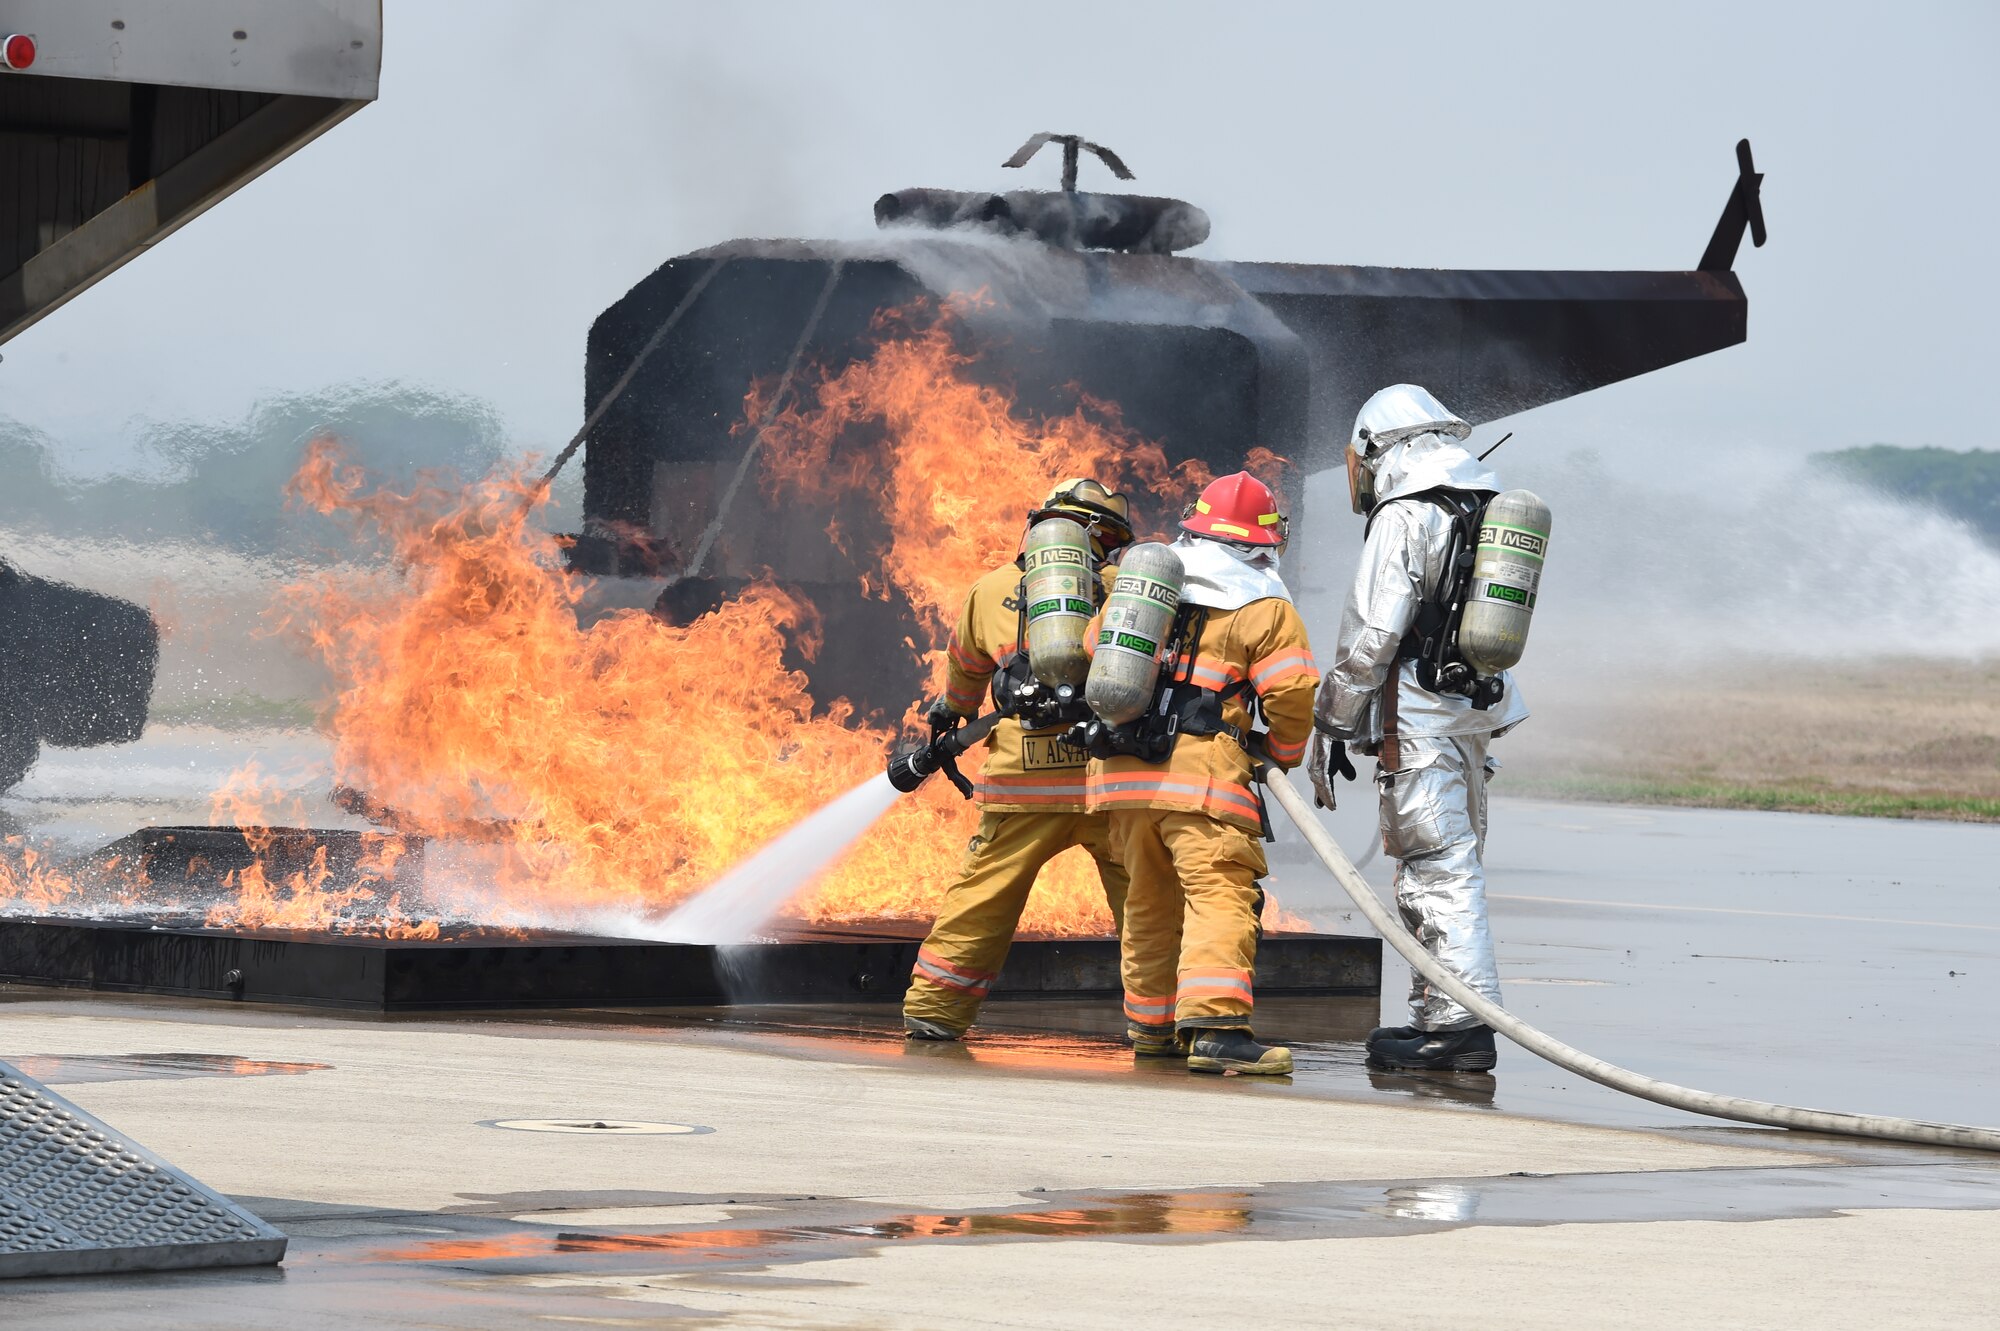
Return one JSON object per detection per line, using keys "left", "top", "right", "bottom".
{"left": 1312, "top": 385, "right": 1528, "bottom": 1033}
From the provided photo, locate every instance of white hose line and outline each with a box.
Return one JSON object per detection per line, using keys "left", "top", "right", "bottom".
{"left": 1264, "top": 768, "right": 2000, "bottom": 1153}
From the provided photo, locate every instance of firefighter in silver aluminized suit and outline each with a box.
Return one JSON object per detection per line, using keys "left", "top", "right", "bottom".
{"left": 1309, "top": 384, "right": 1528, "bottom": 1073}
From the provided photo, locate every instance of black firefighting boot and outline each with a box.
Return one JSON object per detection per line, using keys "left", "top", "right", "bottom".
{"left": 903, "top": 1016, "right": 963, "bottom": 1042}
{"left": 1366, "top": 1023, "right": 1497, "bottom": 1072}
{"left": 1185, "top": 1028, "right": 1293, "bottom": 1076}
{"left": 1365, "top": 1024, "right": 1423, "bottom": 1057}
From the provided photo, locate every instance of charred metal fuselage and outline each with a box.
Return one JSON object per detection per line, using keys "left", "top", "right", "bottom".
{"left": 0, "top": 562, "right": 158, "bottom": 789}
{"left": 574, "top": 166, "right": 1754, "bottom": 717}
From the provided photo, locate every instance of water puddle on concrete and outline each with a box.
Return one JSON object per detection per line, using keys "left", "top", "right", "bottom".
{"left": 4, "top": 1052, "right": 331, "bottom": 1085}
{"left": 344, "top": 1164, "right": 2000, "bottom": 1274}
{"left": 567, "top": 997, "right": 1378, "bottom": 1081}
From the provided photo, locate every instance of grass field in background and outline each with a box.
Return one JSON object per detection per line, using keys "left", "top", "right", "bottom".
{"left": 1499, "top": 658, "right": 2000, "bottom": 824}
{"left": 1504, "top": 774, "right": 2000, "bottom": 822}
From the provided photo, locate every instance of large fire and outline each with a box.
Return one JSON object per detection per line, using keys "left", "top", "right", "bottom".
{"left": 2, "top": 301, "right": 1287, "bottom": 938}
{"left": 754, "top": 300, "right": 1249, "bottom": 641}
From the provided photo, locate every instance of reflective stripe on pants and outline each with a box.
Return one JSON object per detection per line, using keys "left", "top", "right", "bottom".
{"left": 1122, "top": 991, "right": 1174, "bottom": 1030}
{"left": 1105, "top": 808, "right": 1267, "bottom": 1032}
{"left": 902, "top": 809, "right": 1129, "bottom": 1033}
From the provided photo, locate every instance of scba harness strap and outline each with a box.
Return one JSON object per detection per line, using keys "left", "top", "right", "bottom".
{"left": 1080, "top": 603, "right": 1256, "bottom": 763}
{"left": 1067, "top": 602, "right": 1278, "bottom": 842}
{"left": 1374, "top": 487, "right": 1505, "bottom": 711}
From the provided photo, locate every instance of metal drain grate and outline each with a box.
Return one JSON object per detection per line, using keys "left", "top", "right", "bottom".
{"left": 0, "top": 1060, "right": 285, "bottom": 1277}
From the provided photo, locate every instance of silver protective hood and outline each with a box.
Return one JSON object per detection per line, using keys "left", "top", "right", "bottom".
{"left": 1348, "top": 384, "right": 1494, "bottom": 512}
{"left": 1173, "top": 534, "right": 1290, "bottom": 611}
{"left": 1372, "top": 431, "right": 1503, "bottom": 506}
{"left": 1351, "top": 383, "right": 1471, "bottom": 455}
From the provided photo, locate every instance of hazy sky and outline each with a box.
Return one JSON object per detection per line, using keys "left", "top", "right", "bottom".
{"left": 3, "top": 0, "right": 1995, "bottom": 475}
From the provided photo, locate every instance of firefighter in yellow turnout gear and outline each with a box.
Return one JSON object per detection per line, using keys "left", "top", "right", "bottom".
{"left": 903, "top": 480, "right": 1137, "bottom": 1040}
{"left": 1081, "top": 472, "right": 1317, "bottom": 1074}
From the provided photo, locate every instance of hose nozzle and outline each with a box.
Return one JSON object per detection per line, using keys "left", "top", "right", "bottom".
{"left": 885, "top": 709, "right": 1007, "bottom": 797}
{"left": 886, "top": 736, "right": 953, "bottom": 794}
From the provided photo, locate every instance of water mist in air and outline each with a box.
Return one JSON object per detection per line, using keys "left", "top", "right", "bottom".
{"left": 631, "top": 773, "right": 904, "bottom": 944}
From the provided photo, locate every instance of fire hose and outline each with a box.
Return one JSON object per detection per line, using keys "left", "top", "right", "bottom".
{"left": 1261, "top": 767, "right": 2000, "bottom": 1154}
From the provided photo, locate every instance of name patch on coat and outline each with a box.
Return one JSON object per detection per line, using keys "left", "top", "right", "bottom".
{"left": 1020, "top": 735, "right": 1088, "bottom": 771}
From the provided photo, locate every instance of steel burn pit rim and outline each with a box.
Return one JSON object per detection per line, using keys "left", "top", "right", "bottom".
{"left": 0, "top": 915, "right": 1380, "bottom": 1011}
{"left": 3, "top": 827, "right": 1380, "bottom": 1011}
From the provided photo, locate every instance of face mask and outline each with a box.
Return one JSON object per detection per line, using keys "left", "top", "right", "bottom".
{"left": 1347, "top": 445, "right": 1375, "bottom": 515}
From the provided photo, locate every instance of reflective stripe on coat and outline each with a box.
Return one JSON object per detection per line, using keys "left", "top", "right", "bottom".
{"left": 1084, "top": 596, "right": 1318, "bottom": 832}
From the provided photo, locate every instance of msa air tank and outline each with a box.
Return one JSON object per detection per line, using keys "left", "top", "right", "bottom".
{"left": 1084, "top": 542, "right": 1184, "bottom": 726}
{"left": 1457, "top": 490, "right": 1552, "bottom": 676}
{"left": 1021, "top": 517, "right": 1096, "bottom": 688}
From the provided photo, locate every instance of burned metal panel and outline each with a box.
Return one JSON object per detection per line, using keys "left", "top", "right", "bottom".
{"left": 580, "top": 254, "right": 926, "bottom": 566}
{"left": 575, "top": 239, "right": 1313, "bottom": 714}
{"left": 579, "top": 241, "right": 1313, "bottom": 576}
{"left": 0, "top": 919, "right": 1380, "bottom": 1010}
{"left": 0, "top": 561, "right": 158, "bottom": 790}
{"left": 1224, "top": 262, "right": 1748, "bottom": 452}
{"left": 0, "top": 1061, "right": 285, "bottom": 1277}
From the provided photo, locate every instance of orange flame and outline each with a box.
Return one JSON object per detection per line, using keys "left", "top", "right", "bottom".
{"left": 755, "top": 298, "right": 1230, "bottom": 643}
{"left": 1, "top": 300, "right": 1290, "bottom": 940}
{"left": 0, "top": 837, "right": 83, "bottom": 914}
{"left": 269, "top": 431, "right": 1112, "bottom": 933}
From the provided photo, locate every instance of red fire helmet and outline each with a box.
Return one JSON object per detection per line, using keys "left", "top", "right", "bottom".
{"left": 1179, "top": 471, "right": 1287, "bottom": 547}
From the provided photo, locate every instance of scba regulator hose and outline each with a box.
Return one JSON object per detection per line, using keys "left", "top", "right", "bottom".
{"left": 1263, "top": 769, "right": 2000, "bottom": 1154}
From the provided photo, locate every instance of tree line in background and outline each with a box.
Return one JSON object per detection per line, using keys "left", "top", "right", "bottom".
{"left": 1813, "top": 445, "right": 2000, "bottom": 546}
{"left": 0, "top": 384, "right": 580, "bottom": 559}
{"left": 2, "top": 398, "right": 1997, "bottom": 556}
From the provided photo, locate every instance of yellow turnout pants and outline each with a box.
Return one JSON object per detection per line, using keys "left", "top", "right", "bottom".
{"left": 903, "top": 810, "right": 1129, "bottom": 1033}
{"left": 1106, "top": 809, "right": 1267, "bottom": 1035}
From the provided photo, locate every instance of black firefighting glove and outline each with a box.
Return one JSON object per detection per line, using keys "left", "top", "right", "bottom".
{"left": 1309, "top": 732, "right": 1357, "bottom": 810}
{"left": 925, "top": 699, "right": 964, "bottom": 739}
{"left": 923, "top": 700, "right": 975, "bottom": 799}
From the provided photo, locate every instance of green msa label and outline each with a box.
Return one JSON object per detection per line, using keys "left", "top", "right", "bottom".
{"left": 1482, "top": 584, "right": 1535, "bottom": 607}
{"left": 1028, "top": 596, "right": 1094, "bottom": 619}
{"left": 1100, "top": 630, "right": 1160, "bottom": 655}
{"left": 1479, "top": 524, "right": 1547, "bottom": 560}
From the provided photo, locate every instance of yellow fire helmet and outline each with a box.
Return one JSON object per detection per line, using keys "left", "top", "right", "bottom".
{"left": 1030, "top": 477, "right": 1134, "bottom": 554}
